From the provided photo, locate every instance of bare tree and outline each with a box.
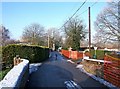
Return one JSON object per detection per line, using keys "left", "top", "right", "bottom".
{"left": 22, "top": 23, "right": 45, "bottom": 45}
{"left": 0, "top": 25, "right": 10, "bottom": 46}
{"left": 5, "top": 39, "right": 20, "bottom": 45}
{"left": 94, "top": 1, "right": 120, "bottom": 49}
{"left": 93, "top": 31, "right": 107, "bottom": 48}
{"left": 63, "top": 18, "right": 87, "bottom": 50}
{"left": 47, "top": 28, "right": 63, "bottom": 49}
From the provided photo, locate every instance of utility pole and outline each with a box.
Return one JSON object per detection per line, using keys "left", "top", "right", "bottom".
{"left": 88, "top": 7, "right": 91, "bottom": 52}
{"left": 48, "top": 34, "right": 49, "bottom": 48}
{"left": 32, "top": 32, "right": 35, "bottom": 45}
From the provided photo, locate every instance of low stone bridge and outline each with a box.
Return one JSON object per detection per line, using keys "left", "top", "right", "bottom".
{"left": 0, "top": 51, "right": 118, "bottom": 89}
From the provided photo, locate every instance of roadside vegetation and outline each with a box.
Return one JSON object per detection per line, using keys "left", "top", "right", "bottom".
{"left": 0, "top": 46, "right": 12, "bottom": 81}
{"left": 0, "top": 68, "right": 11, "bottom": 80}
{"left": 0, "top": 44, "right": 49, "bottom": 80}
{"left": 81, "top": 60, "right": 104, "bottom": 78}
{"left": 0, "top": 46, "right": 2, "bottom": 61}
{"left": 90, "top": 49, "right": 111, "bottom": 60}
{"left": 2, "top": 44, "right": 49, "bottom": 66}
{"left": 71, "top": 49, "right": 119, "bottom": 80}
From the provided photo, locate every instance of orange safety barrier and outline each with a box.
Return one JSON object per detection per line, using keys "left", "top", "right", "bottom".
{"left": 61, "top": 50, "right": 83, "bottom": 60}
{"left": 104, "top": 55, "right": 120, "bottom": 88}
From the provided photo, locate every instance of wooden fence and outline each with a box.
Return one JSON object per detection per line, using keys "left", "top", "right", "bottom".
{"left": 61, "top": 49, "right": 83, "bottom": 60}
{"left": 61, "top": 50, "right": 70, "bottom": 58}
{"left": 104, "top": 55, "right": 120, "bottom": 88}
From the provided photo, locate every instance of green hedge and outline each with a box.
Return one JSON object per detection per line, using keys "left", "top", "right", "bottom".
{"left": 0, "top": 68, "right": 11, "bottom": 80}
{"left": 0, "top": 46, "right": 2, "bottom": 61}
{"left": 2, "top": 44, "right": 49, "bottom": 65}
{"left": 90, "top": 49, "right": 111, "bottom": 60}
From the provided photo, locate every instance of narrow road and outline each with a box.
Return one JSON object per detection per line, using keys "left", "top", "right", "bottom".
{"left": 25, "top": 51, "right": 109, "bottom": 89}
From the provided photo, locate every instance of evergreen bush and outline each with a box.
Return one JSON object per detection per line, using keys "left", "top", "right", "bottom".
{"left": 2, "top": 44, "right": 49, "bottom": 66}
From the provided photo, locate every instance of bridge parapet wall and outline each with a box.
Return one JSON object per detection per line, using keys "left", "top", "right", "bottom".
{"left": 0, "top": 59, "right": 29, "bottom": 88}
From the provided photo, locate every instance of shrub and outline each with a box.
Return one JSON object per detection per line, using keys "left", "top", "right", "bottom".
{"left": 81, "top": 60, "right": 104, "bottom": 78}
{"left": 0, "top": 46, "right": 2, "bottom": 58}
{"left": 2, "top": 44, "right": 49, "bottom": 66}
{"left": 84, "top": 51, "right": 91, "bottom": 58}
{"left": 0, "top": 68, "right": 11, "bottom": 80}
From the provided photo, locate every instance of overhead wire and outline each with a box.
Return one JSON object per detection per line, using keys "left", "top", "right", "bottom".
{"left": 58, "top": 0, "right": 87, "bottom": 30}
{"left": 75, "top": 1, "right": 98, "bottom": 18}
{"left": 59, "top": 0, "right": 98, "bottom": 31}
{"left": 68, "top": 0, "right": 87, "bottom": 21}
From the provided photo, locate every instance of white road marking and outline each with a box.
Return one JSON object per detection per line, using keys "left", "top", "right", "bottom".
{"left": 64, "top": 80, "right": 82, "bottom": 89}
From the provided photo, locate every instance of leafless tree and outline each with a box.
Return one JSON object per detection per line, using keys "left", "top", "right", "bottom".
{"left": 0, "top": 25, "right": 10, "bottom": 46}
{"left": 47, "top": 28, "right": 63, "bottom": 49}
{"left": 94, "top": 1, "right": 120, "bottom": 49}
{"left": 5, "top": 39, "right": 20, "bottom": 45}
{"left": 22, "top": 23, "right": 45, "bottom": 45}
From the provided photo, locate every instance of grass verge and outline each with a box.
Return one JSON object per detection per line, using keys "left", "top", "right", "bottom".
{"left": 81, "top": 60, "right": 104, "bottom": 78}
{"left": 90, "top": 50, "right": 112, "bottom": 60}
{"left": 0, "top": 68, "right": 11, "bottom": 81}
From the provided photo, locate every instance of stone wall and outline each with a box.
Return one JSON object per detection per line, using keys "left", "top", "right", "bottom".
{"left": 0, "top": 59, "right": 29, "bottom": 88}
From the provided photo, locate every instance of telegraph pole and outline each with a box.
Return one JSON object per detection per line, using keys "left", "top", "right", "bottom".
{"left": 48, "top": 34, "right": 49, "bottom": 48}
{"left": 88, "top": 7, "right": 91, "bottom": 52}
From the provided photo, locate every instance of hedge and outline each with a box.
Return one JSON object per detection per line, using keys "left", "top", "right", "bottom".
{"left": 2, "top": 44, "right": 49, "bottom": 66}
{"left": 90, "top": 50, "right": 112, "bottom": 60}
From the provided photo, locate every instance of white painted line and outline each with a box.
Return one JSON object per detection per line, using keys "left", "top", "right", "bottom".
{"left": 64, "top": 80, "right": 82, "bottom": 89}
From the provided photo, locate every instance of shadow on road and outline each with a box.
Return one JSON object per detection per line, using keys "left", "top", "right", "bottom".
{"left": 25, "top": 63, "right": 73, "bottom": 88}
{"left": 25, "top": 51, "right": 110, "bottom": 89}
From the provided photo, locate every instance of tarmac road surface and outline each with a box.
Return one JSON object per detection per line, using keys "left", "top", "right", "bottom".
{"left": 25, "top": 51, "right": 109, "bottom": 89}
